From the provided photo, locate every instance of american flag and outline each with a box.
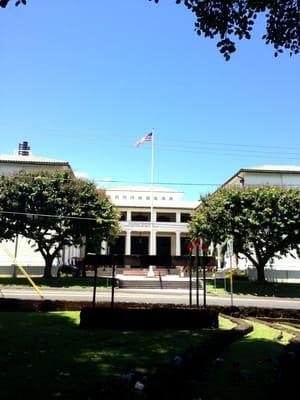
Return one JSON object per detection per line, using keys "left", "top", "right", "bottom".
{"left": 135, "top": 132, "right": 153, "bottom": 148}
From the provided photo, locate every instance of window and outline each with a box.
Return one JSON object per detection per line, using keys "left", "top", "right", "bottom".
{"left": 181, "top": 213, "right": 191, "bottom": 223}
{"left": 169, "top": 197, "right": 173, "bottom": 200}
{"left": 138, "top": 196, "right": 142, "bottom": 200}
{"left": 154, "top": 196, "right": 158, "bottom": 200}
{"left": 131, "top": 212, "right": 151, "bottom": 221}
{"left": 130, "top": 196, "right": 134, "bottom": 200}
{"left": 119, "top": 211, "right": 127, "bottom": 221}
{"left": 156, "top": 212, "right": 176, "bottom": 222}
{"left": 115, "top": 195, "right": 119, "bottom": 199}
{"left": 123, "top": 195, "right": 127, "bottom": 200}
{"left": 161, "top": 197, "right": 166, "bottom": 200}
{"left": 146, "top": 196, "right": 150, "bottom": 200}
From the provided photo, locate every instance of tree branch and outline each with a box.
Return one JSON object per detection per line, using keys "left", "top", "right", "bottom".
{"left": 0, "top": 0, "right": 10, "bottom": 8}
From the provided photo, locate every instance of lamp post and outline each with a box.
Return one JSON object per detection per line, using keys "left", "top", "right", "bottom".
{"left": 13, "top": 234, "right": 19, "bottom": 278}
{"left": 202, "top": 242, "right": 209, "bottom": 308}
{"left": 227, "top": 238, "right": 234, "bottom": 306}
{"left": 92, "top": 263, "right": 97, "bottom": 309}
{"left": 187, "top": 241, "right": 194, "bottom": 307}
{"left": 194, "top": 239, "right": 201, "bottom": 308}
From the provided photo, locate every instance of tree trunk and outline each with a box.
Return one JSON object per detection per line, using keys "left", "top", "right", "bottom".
{"left": 256, "top": 263, "right": 266, "bottom": 283}
{"left": 43, "top": 254, "right": 55, "bottom": 278}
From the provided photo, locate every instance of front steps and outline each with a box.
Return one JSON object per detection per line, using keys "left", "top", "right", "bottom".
{"left": 117, "top": 276, "right": 202, "bottom": 290}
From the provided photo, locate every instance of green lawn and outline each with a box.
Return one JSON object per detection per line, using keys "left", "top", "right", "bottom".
{"left": 0, "top": 276, "right": 112, "bottom": 288}
{"left": 1, "top": 276, "right": 300, "bottom": 299}
{"left": 0, "top": 311, "right": 217, "bottom": 399}
{"left": 206, "top": 278, "right": 300, "bottom": 298}
{"left": 0, "top": 311, "right": 291, "bottom": 400}
{"left": 200, "top": 320, "right": 292, "bottom": 400}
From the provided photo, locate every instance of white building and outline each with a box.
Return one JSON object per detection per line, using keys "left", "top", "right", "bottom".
{"left": 0, "top": 155, "right": 72, "bottom": 176}
{"left": 223, "top": 165, "right": 300, "bottom": 282}
{"left": 223, "top": 165, "right": 300, "bottom": 188}
{"left": 0, "top": 143, "right": 82, "bottom": 276}
{"left": 106, "top": 186, "right": 199, "bottom": 257}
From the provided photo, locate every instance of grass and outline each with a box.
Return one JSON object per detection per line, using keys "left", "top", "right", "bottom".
{"left": 201, "top": 319, "right": 292, "bottom": 400}
{"left": 0, "top": 311, "right": 219, "bottom": 399}
{"left": 1, "top": 276, "right": 300, "bottom": 299}
{"left": 0, "top": 276, "right": 113, "bottom": 288}
{"left": 206, "top": 278, "right": 300, "bottom": 298}
{"left": 0, "top": 311, "right": 293, "bottom": 400}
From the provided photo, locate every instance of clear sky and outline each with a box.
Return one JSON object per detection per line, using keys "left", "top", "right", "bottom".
{"left": 0, "top": 1, "right": 299, "bottom": 200}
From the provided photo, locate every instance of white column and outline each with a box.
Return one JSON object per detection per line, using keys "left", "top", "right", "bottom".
{"left": 176, "top": 211, "right": 181, "bottom": 223}
{"left": 175, "top": 231, "right": 181, "bottom": 256}
{"left": 147, "top": 230, "right": 156, "bottom": 277}
{"left": 100, "top": 240, "right": 108, "bottom": 255}
{"left": 125, "top": 231, "right": 131, "bottom": 255}
{"left": 150, "top": 230, "right": 156, "bottom": 255}
{"left": 216, "top": 243, "right": 222, "bottom": 270}
{"left": 80, "top": 239, "right": 86, "bottom": 259}
{"left": 127, "top": 210, "right": 132, "bottom": 221}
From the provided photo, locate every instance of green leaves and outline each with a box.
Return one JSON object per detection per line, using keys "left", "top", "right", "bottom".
{"left": 190, "top": 185, "right": 300, "bottom": 281}
{"left": 0, "top": 171, "right": 120, "bottom": 276}
{"left": 150, "top": 0, "right": 300, "bottom": 60}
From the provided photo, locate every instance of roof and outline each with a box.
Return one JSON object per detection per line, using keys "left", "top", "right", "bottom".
{"left": 112, "top": 199, "right": 199, "bottom": 210}
{"left": 223, "top": 165, "right": 300, "bottom": 187}
{"left": 106, "top": 186, "right": 183, "bottom": 194}
{"left": 243, "top": 165, "right": 300, "bottom": 173}
{"left": 106, "top": 186, "right": 199, "bottom": 210}
{"left": 0, "top": 154, "right": 71, "bottom": 167}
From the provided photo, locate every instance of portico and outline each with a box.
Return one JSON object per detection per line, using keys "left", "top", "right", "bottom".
{"left": 106, "top": 186, "right": 199, "bottom": 258}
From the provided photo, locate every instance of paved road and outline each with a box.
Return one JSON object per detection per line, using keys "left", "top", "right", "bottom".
{"left": 1, "top": 286, "right": 300, "bottom": 310}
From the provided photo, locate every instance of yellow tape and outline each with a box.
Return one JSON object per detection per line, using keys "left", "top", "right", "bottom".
{"left": 3, "top": 246, "right": 44, "bottom": 299}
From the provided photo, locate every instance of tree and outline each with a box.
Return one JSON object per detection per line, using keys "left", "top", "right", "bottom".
{"left": 1, "top": 1, "right": 299, "bottom": 60}
{"left": 0, "top": 171, "right": 120, "bottom": 278}
{"left": 0, "top": 176, "right": 18, "bottom": 242}
{"left": 151, "top": 0, "right": 300, "bottom": 60}
{"left": 0, "top": 0, "right": 26, "bottom": 7}
{"left": 189, "top": 186, "right": 300, "bottom": 282}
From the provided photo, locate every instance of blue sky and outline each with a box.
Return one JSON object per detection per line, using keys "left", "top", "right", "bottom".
{"left": 1, "top": 1, "right": 299, "bottom": 200}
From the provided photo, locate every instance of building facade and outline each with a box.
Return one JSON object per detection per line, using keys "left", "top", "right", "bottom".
{"left": 223, "top": 165, "right": 300, "bottom": 188}
{"left": 222, "top": 165, "right": 300, "bottom": 282}
{"left": 0, "top": 143, "right": 82, "bottom": 275}
{"left": 105, "top": 186, "right": 199, "bottom": 257}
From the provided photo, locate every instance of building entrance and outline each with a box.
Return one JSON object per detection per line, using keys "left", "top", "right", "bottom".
{"left": 156, "top": 236, "right": 171, "bottom": 256}
{"left": 109, "top": 236, "right": 125, "bottom": 255}
{"left": 131, "top": 236, "right": 149, "bottom": 255}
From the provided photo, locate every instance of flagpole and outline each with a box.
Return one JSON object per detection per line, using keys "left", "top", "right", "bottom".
{"left": 148, "top": 129, "right": 155, "bottom": 276}
{"left": 150, "top": 130, "right": 154, "bottom": 254}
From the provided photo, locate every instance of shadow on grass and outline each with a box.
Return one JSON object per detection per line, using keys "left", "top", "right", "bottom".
{"left": 201, "top": 335, "right": 286, "bottom": 400}
{"left": 210, "top": 279, "right": 300, "bottom": 298}
{"left": 0, "top": 311, "right": 213, "bottom": 399}
{"left": 0, "top": 277, "right": 112, "bottom": 288}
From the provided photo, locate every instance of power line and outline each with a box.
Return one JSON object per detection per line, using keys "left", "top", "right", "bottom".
{"left": 0, "top": 174, "right": 223, "bottom": 186}
{"left": 5, "top": 175, "right": 300, "bottom": 188}
{"left": 157, "top": 139, "right": 300, "bottom": 151}
{"left": 33, "top": 130, "right": 300, "bottom": 151}
{"left": 156, "top": 144, "right": 300, "bottom": 159}
{"left": 0, "top": 210, "right": 115, "bottom": 222}
{"left": 97, "top": 179, "right": 221, "bottom": 186}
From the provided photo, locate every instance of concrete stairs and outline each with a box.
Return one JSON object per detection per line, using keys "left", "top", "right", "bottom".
{"left": 117, "top": 276, "right": 202, "bottom": 290}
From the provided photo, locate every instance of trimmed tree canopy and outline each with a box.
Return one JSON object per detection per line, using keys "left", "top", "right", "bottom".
{"left": 0, "top": 171, "right": 120, "bottom": 277}
{"left": 1, "top": 1, "right": 299, "bottom": 60}
{"left": 189, "top": 186, "right": 300, "bottom": 282}
{"left": 151, "top": 0, "right": 300, "bottom": 60}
